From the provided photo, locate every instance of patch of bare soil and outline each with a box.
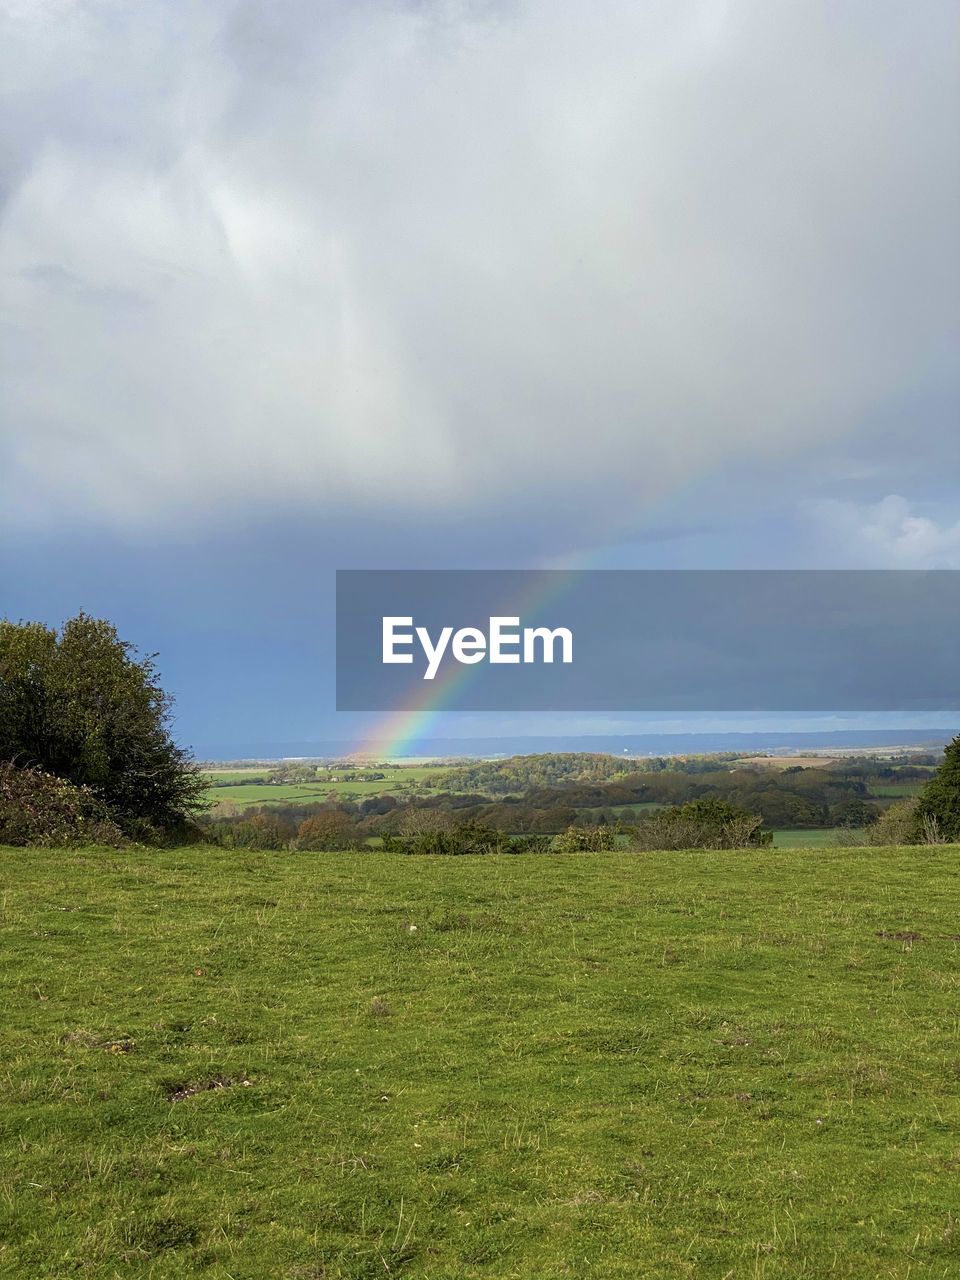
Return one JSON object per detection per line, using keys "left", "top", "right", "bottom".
{"left": 166, "top": 1076, "right": 252, "bottom": 1102}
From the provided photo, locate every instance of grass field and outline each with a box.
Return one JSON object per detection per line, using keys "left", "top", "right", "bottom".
{"left": 868, "top": 783, "right": 926, "bottom": 798}
{"left": 203, "top": 768, "right": 450, "bottom": 810}
{"left": 771, "top": 828, "right": 845, "bottom": 848}
{"left": 203, "top": 771, "right": 271, "bottom": 783}
{"left": 2, "top": 844, "right": 959, "bottom": 1278}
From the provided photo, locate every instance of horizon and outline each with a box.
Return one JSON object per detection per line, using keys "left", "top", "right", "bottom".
{"left": 191, "top": 725, "right": 955, "bottom": 765}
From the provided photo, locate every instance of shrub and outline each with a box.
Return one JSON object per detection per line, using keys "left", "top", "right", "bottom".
{"left": 863, "top": 797, "right": 920, "bottom": 846}
{"left": 0, "top": 614, "right": 206, "bottom": 836}
{"left": 630, "top": 797, "right": 769, "bottom": 850}
{"left": 230, "top": 813, "right": 294, "bottom": 850}
{"left": 0, "top": 762, "right": 126, "bottom": 847}
{"left": 553, "top": 825, "right": 618, "bottom": 853}
{"left": 383, "top": 820, "right": 540, "bottom": 855}
{"left": 296, "top": 811, "right": 357, "bottom": 851}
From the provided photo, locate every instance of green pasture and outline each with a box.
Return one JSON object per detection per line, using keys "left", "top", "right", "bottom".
{"left": 1, "top": 843, "right": 959, "bottom": 1278}
{"left": 771, "top": 828, "right": 846, "bottom": 848}
{"left": 203, "top": 767, "right": 456, "bottom": 810}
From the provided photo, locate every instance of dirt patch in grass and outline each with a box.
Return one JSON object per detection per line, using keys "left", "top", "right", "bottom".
{"left": 59, "top": 1029, "right": 136, "bottom": 1053}
{"left": 165, "top": 1075, "right": 252, "bottom": 1102}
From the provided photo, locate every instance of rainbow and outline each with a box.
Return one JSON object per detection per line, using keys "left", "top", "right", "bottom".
{"left": 349, "top": 559, "right": 593, "bottom": 759}
{"left": 347, "top": 474, "right": 712, "bottom": 758}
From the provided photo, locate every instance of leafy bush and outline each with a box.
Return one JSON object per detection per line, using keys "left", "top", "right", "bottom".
{"left": 553, "top": 825, "right": 618, "bottom": 853}
{"left": 630, "top": 797, "right": 769, "bottom": 850}
{"left": 229, "top": 813, "right": 295, "bottom": 850}
{"left": 0, "top": 614, "right": 206, "bottom": 835}
{"left": 0, "top": 762, "right": 126, "bottom": 847}
{"left": 860, "top": 797, "right": 920, "bottom": 846}
{"left": 295, "top": 812, "right": 356, "bottom": 851}
{"left": 383, "top": 820, "right": 547, "bottom": 855}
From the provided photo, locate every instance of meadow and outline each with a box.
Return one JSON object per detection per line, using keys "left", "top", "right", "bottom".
{"left": 202, "top": 767, "right": 448, "bottom": 810}
{"left": 2, "top": 843, "right": 959, "bottom": 1278}
{"left": 771, "top": 828, "right": 845, "bottom": 848}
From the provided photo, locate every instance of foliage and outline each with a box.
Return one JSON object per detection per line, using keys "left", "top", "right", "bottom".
{"left": 431, "top": 752, "right": 636, "bottom": 794}
{"left": 630, "top": 797, "right": 770, "bottom": 850}
{"left": 295, "top": 811, "right": 356, "bottom": 851}
{"left": 914, "top": 733, "right": 960, "bottom": 842}
{"left": 0, "top": 762, "right": 126, "bottom": 847}
{"left": 0, "top": 614, "right": 206, "bottom": 835}
{"left": 226, "top": 812, "right": 295, "bottom": 850}
{"left": 553, "top": 824, "right": 618, "bottom": 852}
{"left": 859, "top": 797, "right": 922, "bottom": 846}
{"left": 383, "top": 820, "right": 547, "bottom": 855}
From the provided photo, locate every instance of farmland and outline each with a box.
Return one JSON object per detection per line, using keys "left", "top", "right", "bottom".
{"left": 2, "top": 843, "right": 959, "bottom": 1278}
{"left": 868, "top": 782, "right": 927, "bottom": 799}
{"left": 202, "top": 766, "right": 449, "bottom": 810}
{"left": 770, "top": 827, "right": 845, "bottom": 847}
{"left": 198, "top": 751, "right": 940, "bottom": 849}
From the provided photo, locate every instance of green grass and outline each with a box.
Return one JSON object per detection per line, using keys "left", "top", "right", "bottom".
{"left": 771, "top": 827, "right": 846, "bottom": 847}
{"left": 2, "top": 844, "right": 959, "bottom": 1278}
{"left": 204, "top": 782, "right": 347, "bottom": 808}
{"left": 204, "top": 768, "right": 454, "bottom": 810}
{"left": 868, "top": 783, "right": 925, "bottom": 798}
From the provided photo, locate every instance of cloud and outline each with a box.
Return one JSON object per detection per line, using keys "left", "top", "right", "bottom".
{"left": 810, "top": 495, "right": 960, "bottom": 568}
{"left": 1, "top": 0, "right": 957, "bottom": 534}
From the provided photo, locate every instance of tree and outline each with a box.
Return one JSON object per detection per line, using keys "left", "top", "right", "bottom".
{"left": 914, "top": 735, "right": 960, "bottom": 842}
{"left": 0, "top": 613, "right": 206, "bottom": 836}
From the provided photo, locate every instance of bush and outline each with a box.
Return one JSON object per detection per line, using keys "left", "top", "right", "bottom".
{"left": 0, "top": 762, "right": 126, "bottom": 847}
{"left": 630, "top": 797, "right": 769, "bottom": 850}
{"left": 553, "top": 825, "right": 618, "bottom": 853}
{"left": 383, "top": 820, "right": 541, "bottom": 855}
{"left": 0, "top": 614, "right": 206, "bottom": 836}
{"left": 295, "top": 811, "right": 357, "bottom": 851}
{"left": 230, "top": 813, "right": 295, "bottom": 850}
{"left": 861, "top": 797, "right": 920, "bottom": 846}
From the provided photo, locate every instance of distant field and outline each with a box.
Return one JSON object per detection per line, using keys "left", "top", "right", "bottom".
{"left": 2, "top": 843, "right": 958, "bottom": 1278}
{"left": 868, "top": 782, "right": 926, "bottom": 798}
{"left": 203, "top": 782, "right": 342, "bottom": 808}
{"left": 203, "top": 767, "right": 453, "bottom": 810}
{"left": 739, "top": 755, "right": 839, "bottom": 769}
{"left": 203, "top": 769, "right": 269, "bottom": 783}
{"left": 772, "top": 827, "right": 846, "bottom": 847}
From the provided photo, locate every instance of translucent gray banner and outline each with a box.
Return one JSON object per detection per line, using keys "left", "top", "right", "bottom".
{"left": 336, "top": 570, "right": 960, "bottom": 711}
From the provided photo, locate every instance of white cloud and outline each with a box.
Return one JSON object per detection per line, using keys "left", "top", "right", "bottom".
{"left": 1, "top": 0, "right": 957, "bottom": 530}
{"left": 811, "top": 495, "right": 960, "bottom": 568}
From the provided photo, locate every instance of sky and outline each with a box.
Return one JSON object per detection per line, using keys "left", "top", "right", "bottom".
{"left": 1, "top": 0, "right": 958, "bottom": 754}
